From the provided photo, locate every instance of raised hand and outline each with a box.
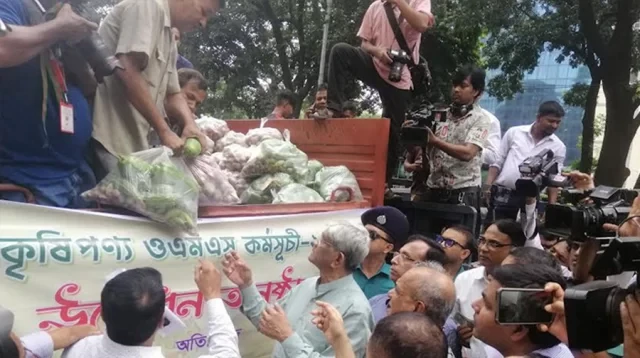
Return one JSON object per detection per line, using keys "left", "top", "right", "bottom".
{"left": 222, "top": 251, "right": 253, "bottom": 288}
{"left": 311, "top": 301, "right": 348, "bottom": 346}
{"left": 194, "top": 259, "right": 222, "bottom": 300}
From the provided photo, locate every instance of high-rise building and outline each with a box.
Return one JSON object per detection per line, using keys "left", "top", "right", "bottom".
{"left": 479, "top": 50, "right": 591, "bottom": 165}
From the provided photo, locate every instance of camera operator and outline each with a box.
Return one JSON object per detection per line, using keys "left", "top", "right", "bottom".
{"left": 485, "top": 101, "right": 566, "bottom": 221}
{"left": 326, "top": 0, "right": 434, "bottom": 185}
{"left": 423, "top": 65, "right": 491, "bottom": 218}
{"left": 90, "top": 0, "right": 219, "bottom": 180}
{"left": 0, "top": 0, "right": 100, "bottom": 208}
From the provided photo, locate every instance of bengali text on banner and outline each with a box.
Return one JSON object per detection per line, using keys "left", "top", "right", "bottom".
{"left": 0, "top": 201, "right": 366, "bottom": 358}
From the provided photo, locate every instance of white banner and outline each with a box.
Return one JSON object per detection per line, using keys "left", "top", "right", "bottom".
{"left": 0, "top": 201, "right": 366, "bottom": 357}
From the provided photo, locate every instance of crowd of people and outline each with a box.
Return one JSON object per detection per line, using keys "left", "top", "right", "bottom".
{"left": 2, "top": 192, "right": 640, "bottom": 358}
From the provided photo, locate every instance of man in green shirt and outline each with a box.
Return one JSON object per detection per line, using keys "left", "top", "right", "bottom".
{"left": 353, "top": 206, "right": 409, "bottom": 299}
{"left": 222, "top": 222, "right": 374, "bottom": 358}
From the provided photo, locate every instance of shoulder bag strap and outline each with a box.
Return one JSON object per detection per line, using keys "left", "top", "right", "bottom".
{"left": 383, "top": 2, "right": 416, "bottom": 66}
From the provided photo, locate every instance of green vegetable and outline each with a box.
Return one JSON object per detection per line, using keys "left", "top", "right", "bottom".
{"left": 184, "top": 138, "right": 202, "bottom": 158}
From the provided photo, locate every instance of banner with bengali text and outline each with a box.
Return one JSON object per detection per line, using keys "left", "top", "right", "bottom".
{"left": 0, "top": 201, "right": 366, "bottom": 358}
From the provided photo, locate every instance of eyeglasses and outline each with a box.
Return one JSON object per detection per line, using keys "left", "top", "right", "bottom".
{"left": 369, "top": 230, "right": 392, "bottom": 244}
{"left": 477, "top": 236, "right": 513, "bottom": 250}
{"left": 569, "top": 241, "right": 581, "bottom": 251}
{"left": 393, "top": 251, "right": 417, "bottom": 263}
{"left": 542, "top": 238, "right": 567, "bottom": 252}
{"left": 436, "top": 235, "right": 466, "bottom": 249}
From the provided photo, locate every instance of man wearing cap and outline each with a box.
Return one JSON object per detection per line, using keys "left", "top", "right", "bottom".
{"left": 353, "top": 206, "right": 410, "bottom": 299}
{"left": 0, "top": 304, "right": 98, "bottom": 357}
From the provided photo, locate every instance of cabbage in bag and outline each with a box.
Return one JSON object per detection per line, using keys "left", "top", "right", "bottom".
{"left": 83, "top": 147, "right": 199, "bottom": 235}
{"left": 240, "top": 173, "right": 294, "bottom": 204}
{"left": 272, "top": 183, "right": 324, "bottom": 204}
{"left": 241, "top": 139, "right": 309, "bottom": 181}
{"left": 315, "top": 166, "right": 363, "bottom": 202}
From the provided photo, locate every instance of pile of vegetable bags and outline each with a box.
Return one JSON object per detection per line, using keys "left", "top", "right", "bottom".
{"left": 195, "top": 116, "right": 363, "bottom": 205}
{"left": 83, "top": 116, "right": 365, "bottom": 233}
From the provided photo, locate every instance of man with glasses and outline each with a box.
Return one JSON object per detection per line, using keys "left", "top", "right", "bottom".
{"left": 435, "top": 225, "right": 473, "bottom": 279}
{"left": 538, "top": 225, "right": 572, "bottom": 278}
{"left": 353, "top": 206, "right": 410, "bottom": 299}
{"left": 450, "top": 219, "right": 527, "bottom": 358}
{"left": 369, "top": 234, "right": 447, "bottom": 323}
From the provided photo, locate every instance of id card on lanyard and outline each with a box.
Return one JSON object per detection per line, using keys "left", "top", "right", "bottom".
{"left": 49, "top": 53, "right": 74, "bottom": 134}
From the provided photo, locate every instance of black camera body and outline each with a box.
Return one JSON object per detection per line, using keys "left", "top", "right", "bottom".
{"left": 388, "top": 49, "right": 411, "bottom": 83}
{"left": 43, "top": 0, "right": 122, "bottom": 82}
{"left": 400, "top": 104, "right": 448, "bottom": 147}
{"left": 544, "top": 186, "right": 637, "bottom": 239}
{"left": 514, "top": 149, "right": 568, "bottom": 197}
{"left": 564, "top": 237, "right": 640, "bottom": 351}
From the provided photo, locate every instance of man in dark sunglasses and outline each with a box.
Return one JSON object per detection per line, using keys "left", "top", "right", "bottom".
{"left": 353, "top": 206, "right": 410, "bottom": 299}
{"left": 435, "top": 225, "right": 473, "bottom": 279}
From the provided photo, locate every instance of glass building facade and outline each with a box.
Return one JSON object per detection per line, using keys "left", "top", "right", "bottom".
{"left": 479, "top": 50, "right": 590, "bottom": 164}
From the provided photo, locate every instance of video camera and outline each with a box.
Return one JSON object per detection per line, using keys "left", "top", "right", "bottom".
{"left": 544, "top": 186, "right": 638, "bottom": 239}
{"left": 400, "top": 104, "right": 448, "bottom": 147}
{"left": 514, "top": 149, "right": 568, "bottom": 197}
{"left": 37, "top": 0, "right": 122, "bottom": 82}
{"left": 564, "top": 237, "right": 639, "bottom": 352}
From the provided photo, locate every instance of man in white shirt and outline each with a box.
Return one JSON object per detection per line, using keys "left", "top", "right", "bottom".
{"left": 0, "top": 305, "right": 98, "bottom": 358}
{"left": 62, "top": 262, "right": 240, "bottom": 358}
{"left": 486, "top": 101, "right": 567, "bottom": 221}
{"left": 450, "top": 219, "right": 527, "bottom": 358}
{"left": 479, "top": 107, "right": 501, "bottom": 166}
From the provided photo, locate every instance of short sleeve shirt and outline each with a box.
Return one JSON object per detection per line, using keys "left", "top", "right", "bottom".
{"left": 427, "top": 107, "right": 491, "bottom": 189}
{"left": 92, "top": 0, "right": 180, "bottom": 157}
{"left": 357, "top": 0, "right": 433, "bottom": 90}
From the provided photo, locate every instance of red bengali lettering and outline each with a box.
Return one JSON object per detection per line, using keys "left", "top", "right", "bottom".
{"left": 35, "top": 266, "right": 304, "bottom": 329}
{"left": 35, "top": 283, "right": 101, "bottom": 329}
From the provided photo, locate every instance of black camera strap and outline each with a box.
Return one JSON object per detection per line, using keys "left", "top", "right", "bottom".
{"left": 383, "top": 2, "right": 416, "bottom": 67}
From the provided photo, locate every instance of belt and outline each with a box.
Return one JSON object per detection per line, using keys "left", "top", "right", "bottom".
{"left": 426, "top": 186, "right": 480, "bottom": 203}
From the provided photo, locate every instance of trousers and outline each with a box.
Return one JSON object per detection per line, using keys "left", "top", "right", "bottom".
{"left": 327, "top": 43, "right": 411, "bottom": 183}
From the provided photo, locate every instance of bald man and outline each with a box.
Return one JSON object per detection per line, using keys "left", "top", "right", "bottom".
{"left": 387, "top": 265, "right": 456, "bottom": 328}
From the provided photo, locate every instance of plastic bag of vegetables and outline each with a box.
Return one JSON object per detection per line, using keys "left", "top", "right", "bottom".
{"left": 224, "top": 170, "right": 249, "bottom": 196}
{"left": 214, "top": 131, "right": 247, "bottom": 152}
{"left": 240, "top": 173, "right": 294, "bottom": 204}
{"left": 196, "top": 116, "right": 229, "bottom": 141}
{"left": 245, "top": 127, "right": 283, "bottom": 146}
{"left": 241, "top": 139, "right": 309, "bottom": 181}
{"left": 301, "top": 159, "right": 324, "bottom": 185}
{"left": 82, "top": 147, "right": 200, "bottom": 235}
{"left": 220, "top": 144, "right": 254, "bottom": 172}
{"left": 186, "top": 155, "right": 240, "bottom": 206}
{"left": 272, "top": 183, "right": 324, "bottom": 204}
{"left": 315, "top": 166, "right": 363, "bottom": 202}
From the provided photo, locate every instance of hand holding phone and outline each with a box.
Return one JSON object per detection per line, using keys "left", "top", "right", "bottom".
{"left": 496, "top": 288, "right": 554, "bottom": 326}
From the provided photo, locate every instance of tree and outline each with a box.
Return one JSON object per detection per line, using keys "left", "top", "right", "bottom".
{"left": 179, "top": 0, "right": 372, "bottom": 118}
{"left": 466, "top": 0, "right": 640, "bottom": 186}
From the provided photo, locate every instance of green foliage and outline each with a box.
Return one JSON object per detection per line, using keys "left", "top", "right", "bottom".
{"left": 419, "top": 0, "right": 483, "bottom": 104}
{"left": 178, "top": 0, "right": 372, "bottom": 118}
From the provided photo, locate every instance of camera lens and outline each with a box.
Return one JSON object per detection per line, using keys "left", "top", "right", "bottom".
{"left": 605, "top": 287, "right": 627, "bottom": 346}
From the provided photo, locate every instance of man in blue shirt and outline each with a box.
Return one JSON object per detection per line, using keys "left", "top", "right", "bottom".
{"left": 353, "top": 206, "right": 409, "bottom": 299}
{"left": 0, "top": 0, "right": 97, "bottom": 208}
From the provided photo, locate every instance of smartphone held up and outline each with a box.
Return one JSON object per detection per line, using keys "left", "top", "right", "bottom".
{"left": 496, "top": 288, "right": 554, "bottom": 326}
